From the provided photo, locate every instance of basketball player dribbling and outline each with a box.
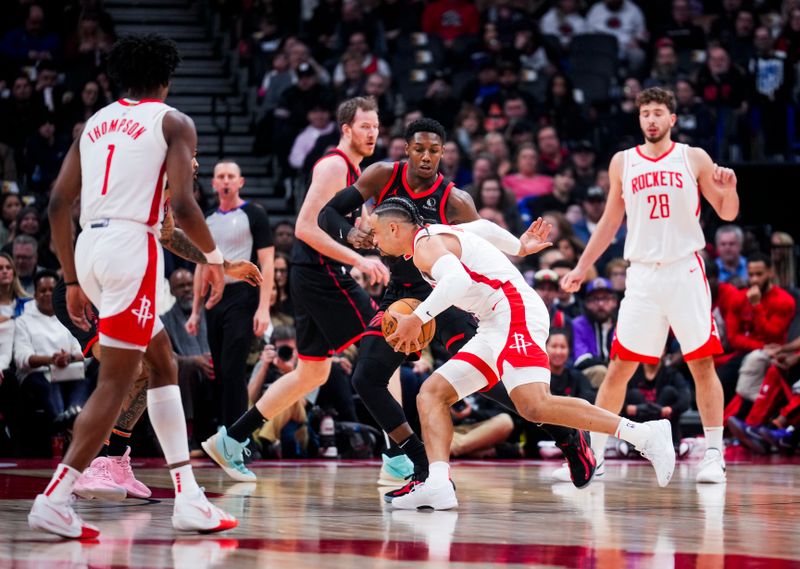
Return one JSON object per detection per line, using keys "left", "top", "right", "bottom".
{"left": 31, "top": 34, "right": 237, "bottom": 538}
{"left": 319, "top": 118, "right": 597, "bottom": 499}
{"left": 561, "top": 86, "right": 739, "bottom": 484}
{"left": 370, "top": 197, "right": 675, "bottom": 510}
{"left": 201, "top": 97, "right": 389, "bottom": 481}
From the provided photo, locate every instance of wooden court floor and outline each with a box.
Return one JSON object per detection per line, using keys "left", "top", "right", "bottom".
{"left": 1, "top": 454, "right": 800, "bottom": 568}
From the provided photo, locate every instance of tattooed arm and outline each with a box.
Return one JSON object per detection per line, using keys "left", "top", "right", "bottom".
{"left": 160, "top": 207, "right": 262, "bottom": 286}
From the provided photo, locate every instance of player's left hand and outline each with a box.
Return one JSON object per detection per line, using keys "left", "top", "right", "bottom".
{"left": 66, "top": 284, "right": 95, "bottom": 332}
{"left": 712, "top": 163, "right": 736, "bottom": 190}
{"left": 253, "top": 306, "right": 270, "bottom": 337}
{"left": 518, "top": 217, "right": 553, "bottom": 256}
{"left": 224, "top": 259, "right": 262, "bottom": 286}
{"left": 386, "top": 310, "right": 423, "bottom": 355}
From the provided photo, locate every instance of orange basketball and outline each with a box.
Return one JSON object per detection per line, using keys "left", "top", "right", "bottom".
{"left": 381, "top": 298, "right": 436, "bottom": 353}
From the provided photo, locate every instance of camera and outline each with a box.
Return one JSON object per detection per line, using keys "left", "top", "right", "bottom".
{"left": 277, "top": 345, "right": 295, "bottom": 362}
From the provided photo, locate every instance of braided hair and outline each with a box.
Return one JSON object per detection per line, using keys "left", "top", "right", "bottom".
{"left": 373, "top": 196, "right": 425, "bottom": 226}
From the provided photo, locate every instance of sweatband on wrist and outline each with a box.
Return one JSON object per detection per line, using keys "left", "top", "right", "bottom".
{"left": 412, "top": 254, "right": 471, "bottom": 324}
{"left": 204, "top": 247, "right": 224, "bottom": 264}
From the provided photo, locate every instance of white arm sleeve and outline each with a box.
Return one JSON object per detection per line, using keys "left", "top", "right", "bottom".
{"left": 412, "top": 254, "right": 471, "bottom": 324}
{"left": 458, "top": 219, "right": 521, "bottom": 255}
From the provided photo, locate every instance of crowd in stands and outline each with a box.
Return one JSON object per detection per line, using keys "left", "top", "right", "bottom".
{"left": 1, "top": 0, "right": 800, "bottom": 461}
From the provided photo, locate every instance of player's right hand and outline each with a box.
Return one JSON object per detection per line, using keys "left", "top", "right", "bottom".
{"left": 356, "top": 256, "right": 390, "bottom": 286}
{"left": 67, "top": 284, "right": 95, "bottom": 332}
{"left": 202, "top": 264, "right": 225, "bottom": 309}
{"left": 347, "top": 226, "right": 375, "bottom": 249}
{"left": 560, "top": 267, "right": 586, "bottom": 293}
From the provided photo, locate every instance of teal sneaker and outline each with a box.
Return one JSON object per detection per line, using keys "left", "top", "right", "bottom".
{"left": 377, "top": 453, "right": 414, "bottom": 485}
{"left": 201, "top": 427, "right": 256, "bottom": 482}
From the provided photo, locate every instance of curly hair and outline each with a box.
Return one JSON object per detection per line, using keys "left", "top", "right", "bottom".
{"left": 405, "top": 118, "right": 446, "bottom": 143}
{"left": 107, "top": 34, "right": 181, "bottom": 92}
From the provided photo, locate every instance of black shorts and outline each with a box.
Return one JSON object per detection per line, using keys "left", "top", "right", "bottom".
{"left": 290, "top": 262, "right": 378, "bottom": 359}
{"left": 365, "top": 281, "right": 478, "bottom": 356}
{"left": 53, "top": 279, "right": 99, "bottom": 356}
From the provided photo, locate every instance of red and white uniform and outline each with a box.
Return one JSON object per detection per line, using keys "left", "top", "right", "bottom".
{"left": 613, "top": 142, "right": 722, "bottom": 362}
{"left": 415, "top": 225, "right": 550, "bottom": 398}
{"left": 75, "top": 98, "right": 172, "bottom": 350}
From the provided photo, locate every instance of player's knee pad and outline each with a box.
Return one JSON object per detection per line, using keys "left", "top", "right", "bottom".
{"left": 351, "top": 357, "right": 396, "bottom": 395}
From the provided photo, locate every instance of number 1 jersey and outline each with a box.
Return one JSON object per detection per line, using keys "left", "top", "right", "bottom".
{"left": 79, "top": 98, "right": 174, "bottom": 230}
{"left": 620, "top": 142, "right": 705, "bottom": 264}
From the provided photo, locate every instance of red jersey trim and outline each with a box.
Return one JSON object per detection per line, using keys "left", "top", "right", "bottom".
{"left": 297, "top": 354, "right": 328, "bottom": 362}
{"left": 610, "top": 337, "right": 660, "bottom": 364}
{"left": 410, "top": 226, "right": 427, "bottom": 256}
{"left": 401, "top": 162, "right": 444, "bottom": 198}
{"left": 439, "top": 182, "right": 455, "bottom": 223}
{"left": 635, "top": 141, "right": 676, "bottom": 163}
{"left": 377, "top": 162, "right": 401, "bottom": 204}
{"left": 683, "top": 331, "right": 724, "bottom": 361}
{"left": 318, "top": 254, "right": 367, "bottom": 329}
{"left": 694, "top": 252, "right": 709, "bottom": 293}
{"left": 98, "top": 234, "right": 158, "bottom": 346}
{"left": 452, "top": 352, "right": 499, "bottom": 390}
{"left": 117, "top": 98, "right": 162, "bottom": 106}
{"left": 444, "top": 332, "right": 465, "bottom": 352}
{"left": 147, "top": 161, "right": 167, "bottom": 226}
{"left": 312, "top": 149, "right": 361, "bottom": 185}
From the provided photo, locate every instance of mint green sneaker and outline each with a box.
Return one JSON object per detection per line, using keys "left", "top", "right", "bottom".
{"left": 201, "top": 427, "right": 256, "bottom": 482}
{"left": 377, "top": 453, "right": 414, "bottom": 485}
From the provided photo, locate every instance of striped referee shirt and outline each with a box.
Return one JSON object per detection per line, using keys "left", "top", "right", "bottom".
{"left": 206, "top": 202, "right": 273, "bottom": 284}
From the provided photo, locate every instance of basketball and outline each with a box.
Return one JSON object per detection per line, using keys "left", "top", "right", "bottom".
{"left": 381, "top": 298, "right": 436, "bottom": 353}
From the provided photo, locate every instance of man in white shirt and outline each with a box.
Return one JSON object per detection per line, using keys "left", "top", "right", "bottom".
{"left": 586, "top": 0, "right": 648, "bottom": 72}
{"left": 540, "top": 0, "right": 588, "bottom": 47}
{"left": 13, "top": 270, "right": 85, "bottom": 455}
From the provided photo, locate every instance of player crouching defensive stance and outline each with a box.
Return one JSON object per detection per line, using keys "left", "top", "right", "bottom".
{"left": 371, "top": 197, "right": 675, "bottom": 510}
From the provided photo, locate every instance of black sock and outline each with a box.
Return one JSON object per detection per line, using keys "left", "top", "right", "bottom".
{"left": 227, "top": 407, "right": 267, "bottom": 443}
{"left": 105, "top": 427, "right": 132, "bottom": 456}
{"left": 384, "top": 435, "right": 405, "bottom": 458}
{"left": 399, "top": 433, "right": 428, "bottom": 477}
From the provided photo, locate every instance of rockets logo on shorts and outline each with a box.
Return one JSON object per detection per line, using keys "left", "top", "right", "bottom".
{"left": 131, "top": 295, "right": 154, "bottom": 328}
{"left": 508, "top": 332, "right": 533, "bottom": 356}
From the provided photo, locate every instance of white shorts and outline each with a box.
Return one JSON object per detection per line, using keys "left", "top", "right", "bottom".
{"left": 437, "top": 281, "right": 551, "bottom": 399}
{"left": 75, "top": 219, "right": 164, "bottom": 351}
{"left": 612, "top": 252, "right": 722, "bottom": 363}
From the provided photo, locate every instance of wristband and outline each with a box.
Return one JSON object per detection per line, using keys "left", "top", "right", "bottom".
{"left": 204, "top": 247, "right": 224, "bottom": 265}
{"left": 64, "top": 281, "right": 79, "bottom": 287}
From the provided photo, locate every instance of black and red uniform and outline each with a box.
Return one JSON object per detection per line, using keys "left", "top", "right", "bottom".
{"left": 290, "top": 149, "right": 377, "bottom": 360}
{"left": 362, "top": 161, "right": 478, "bottom": 357}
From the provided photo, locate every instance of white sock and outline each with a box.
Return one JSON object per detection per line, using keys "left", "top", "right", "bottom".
{"left": 170, "top": 464, "right": 200, "bottom": 496}
{"left": 147, "top": 385, "right": 190, "bottom": 465}
{"left": 704, "top": 426, "right": 724, "bottom": 454}
{"left": 427, "top": 461, "right": 450, "bottom": 489}
{"left": 591, "top": 432, "right": 609, "bottom": 463}
{"left": 43, "top": 463, "right": 81, "bottom": 503}
{"left": 615, "top": 418, "right": 652, "bottom": 449}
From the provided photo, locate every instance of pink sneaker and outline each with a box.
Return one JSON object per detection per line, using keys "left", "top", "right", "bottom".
{"left": 73, "top": 458, "right": 126, "bottom": 501}
{"left": 108, "top": 447, "right": 152, "bottom": 499}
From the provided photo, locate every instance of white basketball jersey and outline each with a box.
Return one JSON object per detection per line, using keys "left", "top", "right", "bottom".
{"left": 79, "top": 99, "right": 175, "bottom": 229}
{"left": 621, "top": 142, "right": 705, "bottom": 264}
{"left": 413, "top": 224, "right": 543, "bottom": 319}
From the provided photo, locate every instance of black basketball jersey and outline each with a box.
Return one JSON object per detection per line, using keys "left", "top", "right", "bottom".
{"left": 376, "top": 161, "right": 455, "bottom": 285}
{"left": 291, "top": 149, "right": 362, "bottom": 267}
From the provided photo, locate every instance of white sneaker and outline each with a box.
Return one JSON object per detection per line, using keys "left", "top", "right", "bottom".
{"left": 172, "top": 488, "right": 238, "bottom": 533}
{"left": 28, "top": 494, "right": 100, "bottom": 539}
{"left": 390, "top": 481, "right": 458, "bottom": 510}
{"left": 595, "top": 460, "right": 605, "bottom": 478}
{"left": 637, "top": 420, "right": 676, "bottom": 487}
{"left": 696, "top": 448, "right": 727, "bottom": 484}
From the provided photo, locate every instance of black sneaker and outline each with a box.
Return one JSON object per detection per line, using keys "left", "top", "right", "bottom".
{"left": 557, "top": 429, "right": 596, "bottom": 489}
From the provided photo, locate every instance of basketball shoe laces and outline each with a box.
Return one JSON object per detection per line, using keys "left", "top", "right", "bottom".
{"left": 86, "top": 457, "right": 114, "bottom": 480}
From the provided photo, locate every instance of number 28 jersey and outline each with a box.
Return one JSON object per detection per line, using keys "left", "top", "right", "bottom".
{"left": 79, "top": 99, "right": 174, "bottom": 230}
{"left": 621, "top": 142, "right": 705, "bottom": 264}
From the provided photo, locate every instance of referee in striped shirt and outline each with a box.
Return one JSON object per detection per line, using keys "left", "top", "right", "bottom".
{"left": 191, "top": 160, "right": 274, "bottom": 427}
